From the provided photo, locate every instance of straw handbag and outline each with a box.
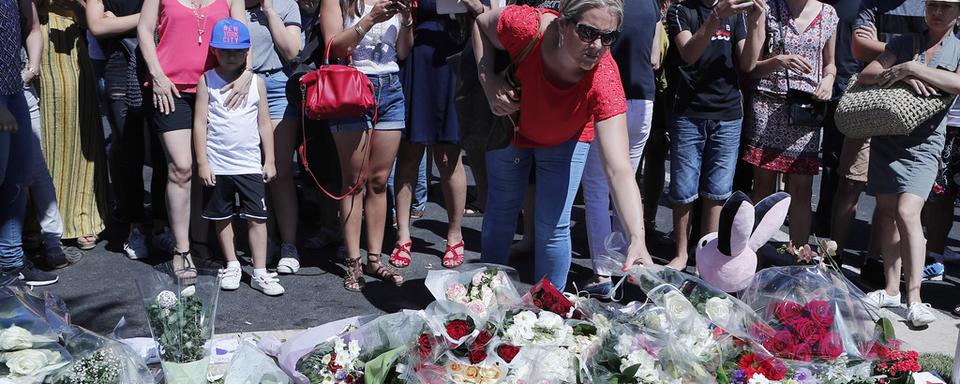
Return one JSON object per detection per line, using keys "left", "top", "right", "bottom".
{"left": 835, "top": 74, "right": 955, "bottom": 139}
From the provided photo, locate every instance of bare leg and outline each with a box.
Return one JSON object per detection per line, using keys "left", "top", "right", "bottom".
{"left": 701, "top": 199, "right": 723, "bottom": 237}
{"left": 269, "top": 119, "right": 299, "bottom": 246}
{"left": 393, "top": 141, "right": 425, "bottom": 245}
{"left": 160, "top": 130, "right": 194, "bottom": 271}
{"left": 669, "top": 203, "right": 693, "bottom": 269}
{"left": 831, "top": 178, "right": 866, "bottom": 253}
{"left": 215, "top": 220, "right": 237, "bottom": 263}
{"left": 434, "top": 143, "right": 466, "bottom": 245}
{"left": 362, "top": 131, "right": 402, "bottom": 258}
{"left": 786, "top": 174, "right": 814, "bottom": 246}
{"left": 875, "top": 194, "right": 902, "bottom": 297}
{"left": 752, "top": 166, "right": 778, "bottom": 203}
{"left": 248, "top": 219, "right": 268, "bottom": 270}
{"left": 895, "top": 193, "right": 926, "bottom": 305}
{"left": 331, "top": 131, "right": 369, "bottom": 264}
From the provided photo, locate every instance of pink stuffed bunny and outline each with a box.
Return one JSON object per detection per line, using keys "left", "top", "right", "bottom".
{"left": 695, "top": 191, "right": 791, "bottom": 293}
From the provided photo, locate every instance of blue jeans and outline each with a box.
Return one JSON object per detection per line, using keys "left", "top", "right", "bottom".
{"left": 388, "top": 152, "right": 428, "bottom": 214}
{"left": 0, "top": 92, "right": 34, "bottom": 269}
{"left": 329, "top": 73, "right": 406, "bottom": 132}
{"left": 481, "top": 140, "right": 590, "bottom": 289}
{"left": 668, "top": 117, "right": 742, "bottom": 205}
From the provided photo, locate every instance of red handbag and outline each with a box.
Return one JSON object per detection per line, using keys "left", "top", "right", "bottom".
{"left": 299, "top": 40, "right": 377, "bottom": 120}
{"left": 298, "top": 39, "right": 378, "bottom": 201}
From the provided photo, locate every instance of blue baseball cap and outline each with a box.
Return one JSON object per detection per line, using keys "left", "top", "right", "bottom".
{"left": 210, "top": 18, "right": 250, "bottom": 50}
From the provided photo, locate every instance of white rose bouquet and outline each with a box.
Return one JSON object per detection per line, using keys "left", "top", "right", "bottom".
{"left": 425, "top": 267, "right": 522, "bottom": 322}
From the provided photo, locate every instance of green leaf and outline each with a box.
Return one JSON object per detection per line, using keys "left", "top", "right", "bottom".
{"left": 620, "top": 364, "right": 641, "bottom": 383}
{"left": 876, "top": 317, "right": 897, "bottom": 342}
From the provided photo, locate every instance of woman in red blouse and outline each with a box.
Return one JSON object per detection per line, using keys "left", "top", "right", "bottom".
{"left": 473, "top": 0, "right": 652, "bottom": 288}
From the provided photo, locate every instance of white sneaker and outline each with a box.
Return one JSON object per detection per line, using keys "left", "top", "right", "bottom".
{"left": 124, "top": 227, "right": 149, "bottom": 260}
{"left": 907, "top": 302, "right": 936, "bottom": 327}
{"left": 219, "top": 267, "right": 242, "bottom": 291}
{"left": 152, "top": 228, "right": 177, "bottom": 255}
{"left": 276, "top": 244, "right": 301, "bottom": 275}
{"left": 865, "top": 290, "right": 902, "bottom": 309}
{"left": 251, "top": 273, "right": 285, "bottom": 296}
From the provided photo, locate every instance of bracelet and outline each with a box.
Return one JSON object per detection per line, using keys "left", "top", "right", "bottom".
{"left": 402, "top": 18, "right": 414, "bottom": 28}
{"left": 23, "top": 66, "right": 39, "bottom": 77}
{"left": 354, "top": 24, "right": 366, "bottom": 36}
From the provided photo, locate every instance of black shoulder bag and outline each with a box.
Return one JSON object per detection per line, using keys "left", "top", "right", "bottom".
{"left": 777, "top": 0, "right": 827, "bottom": 127}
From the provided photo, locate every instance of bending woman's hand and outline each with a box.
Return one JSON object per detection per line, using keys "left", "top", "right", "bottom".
{"left": 482, "top": 74, "right": 520, "bottom": 116}
{"left": 622, "top": 242, "right": 654, "bottom": 272}
{"left": 223, "top": 71, "right": 254, "bottom": 109}
{"left": 152, "top": 73, "right": 181, "bottom": 115}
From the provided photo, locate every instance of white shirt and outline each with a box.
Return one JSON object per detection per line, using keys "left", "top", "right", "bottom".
{"left": 204, "top": 69, "right": 263, "bottom": 175}
{"left": 343, "top": 4, "right": 401, "bottom": 75}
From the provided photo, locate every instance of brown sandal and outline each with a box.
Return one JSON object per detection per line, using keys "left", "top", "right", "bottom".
{"left": 77, "top": 235, "right": 98, "bottom": 251}
{"left": 344, "top": 257, "right": 365, "bottom": 292}
{"left": 365, "top": 254, "right": 403, "bottom": 286}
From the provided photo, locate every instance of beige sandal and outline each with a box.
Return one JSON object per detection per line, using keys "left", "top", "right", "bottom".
{"left": 365, "top": 254, "right": 403, "bottom": 286}
{"left": 77, "top": 235, "right": 98, "bottom": 250}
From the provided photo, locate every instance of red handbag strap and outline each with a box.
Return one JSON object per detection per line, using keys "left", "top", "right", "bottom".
{"left": 298, "top": 87, "right": 380, "bottom": 201}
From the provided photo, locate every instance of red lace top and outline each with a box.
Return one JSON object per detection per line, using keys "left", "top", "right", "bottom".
{"left": 497, "top": 5, "right": 627, "bottom": 148}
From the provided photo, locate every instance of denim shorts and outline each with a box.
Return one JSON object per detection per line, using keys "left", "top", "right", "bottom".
{"left": 329, "top": 73, "right": 406, "bottom": 132}
{"left": 668, "top": 116, "right": 742, "bottom": 205}
{"left": 259, "top": 70, "right": 296, "bottom": 121}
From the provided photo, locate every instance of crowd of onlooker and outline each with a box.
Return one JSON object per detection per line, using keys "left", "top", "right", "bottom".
{"left": 0, "top": 0, "right": 958, "bottom": 327}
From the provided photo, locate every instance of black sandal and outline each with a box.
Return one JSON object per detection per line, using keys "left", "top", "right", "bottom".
{"left": 344, "top": 257, "right": 365, "bottom": 292}
{"left": 172, "top": 250, "right": 198, "bottom": 281}
{"left": 365, "top": 254, "right": 403, "bottom": 286}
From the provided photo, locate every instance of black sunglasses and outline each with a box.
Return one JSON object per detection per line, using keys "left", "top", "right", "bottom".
{"left": 574, "top": 23, "right": 619, "bottom": 46}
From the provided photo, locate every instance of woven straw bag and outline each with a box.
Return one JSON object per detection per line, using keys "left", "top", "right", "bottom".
{"left": 835, "top": 74, "right": 955, "bottom": 139}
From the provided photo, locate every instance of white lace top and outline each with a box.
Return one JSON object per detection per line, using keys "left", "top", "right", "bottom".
{"left": 343, "top": 3, "right": 401, "bottom": 75}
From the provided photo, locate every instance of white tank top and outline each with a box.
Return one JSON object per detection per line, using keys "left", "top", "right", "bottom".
{"left": 948, "top": 97, "right": 960, "bottom": 128}
{"left": 204, "top": 69, "right": 263, "bottom": 175}
{"left": 343, "top": 3, "right": 401, "bottom": 75}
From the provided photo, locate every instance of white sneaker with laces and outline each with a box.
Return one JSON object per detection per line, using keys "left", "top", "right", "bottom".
{"left": 124, "top": 227, "right": 149, "bottom": 260}
{"left": 219, "top": 267, "right": 242, "bottom": 290}
{"left": 276, "top": 244, "right": 301, "bottom": 275}
{"left": 251, "top": 273, "right": 285, "bottom": 296}
{"left": 907, "top": 302, "right": 936, "bottom": 327}
{"left": 152, "top": 228, "right": 177, "bottom": 255}
{"left": 865, "top": 290, "right": 901, "bottom": 309}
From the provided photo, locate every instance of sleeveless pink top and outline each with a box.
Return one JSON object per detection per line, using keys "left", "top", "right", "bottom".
{"left": 157, "top": 0, "right": 230, "bottom": 93}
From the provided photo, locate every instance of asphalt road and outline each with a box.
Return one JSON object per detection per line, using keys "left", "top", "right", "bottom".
{"left": 31, "top": 159, "right": 960, "bottom": 353}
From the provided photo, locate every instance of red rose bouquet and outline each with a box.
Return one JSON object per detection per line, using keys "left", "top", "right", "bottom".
{"left": 750, "top": 299, "right": 843, "bottom": 362}
{"left": 524, "top": 278, "right": 581, "bottom": 319}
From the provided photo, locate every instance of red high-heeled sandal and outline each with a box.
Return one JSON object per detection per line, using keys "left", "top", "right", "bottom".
{"left": 442, "top": 240, "right": 465, "bottom": 269}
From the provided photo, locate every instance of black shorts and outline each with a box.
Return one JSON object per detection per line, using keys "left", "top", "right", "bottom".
{"left": 151, "top": 92, "right": 197, "bottom": 132}
{"left": 201, "top": 174, "right": 268, "bottom": 221}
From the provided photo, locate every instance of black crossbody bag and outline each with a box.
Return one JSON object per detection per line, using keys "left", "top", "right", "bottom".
{"left": 776, "top": 0, "right": 827, "bottom": 127}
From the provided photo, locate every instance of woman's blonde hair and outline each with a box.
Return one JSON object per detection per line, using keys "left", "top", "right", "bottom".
{"left": 558, "top": 0, "right": 625, "bottom": 29}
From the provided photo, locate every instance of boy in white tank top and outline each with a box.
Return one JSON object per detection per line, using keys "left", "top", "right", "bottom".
{"left": 193, "top": 18, "right": 284, "bottom": 296}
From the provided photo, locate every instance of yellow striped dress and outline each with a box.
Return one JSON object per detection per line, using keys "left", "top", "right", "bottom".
{"left": 37, "top": 5, "right": 108, "bottom": 240}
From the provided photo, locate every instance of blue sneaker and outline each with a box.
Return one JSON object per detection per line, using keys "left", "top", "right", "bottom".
{"left": 922, "top": 262, "right": 945, "bottom": 281}
{"left": 582, "top": 281, "right": 613, "bottom": 298}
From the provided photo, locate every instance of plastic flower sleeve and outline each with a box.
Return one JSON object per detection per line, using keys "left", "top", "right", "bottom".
{"left": 0, "top": 284, "right": 73, "bottom": 383}
{"left": 625, "top": 265, "right": 765, "bottom": 341}
{"left": 222, "top": 340, "right": 289, "bottom": 384}
{"left": 345, "top": 310, "right": 426, "bottom": 383}
{"left": 135, "top": 264, "right": 221, "bottom": 384}
{"left": 273, "top": 315, "right": 375, "bottom": 384}
{"left": 55, "top": 325, "right": 155, "bottom": 384}
{"left": 739, "top": 265, "right": 878, "bottom": 364}
{"left": 424, "top": 265, "right": 522, "bottom": 322}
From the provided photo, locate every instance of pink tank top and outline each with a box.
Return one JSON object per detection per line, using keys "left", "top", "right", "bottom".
{"left": 157, "top": 0, "right": 230, "bottom": 93}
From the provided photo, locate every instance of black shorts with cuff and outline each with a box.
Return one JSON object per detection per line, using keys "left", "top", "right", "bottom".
{"left": 201, "top": 174, "right": 268, "bottom": 221}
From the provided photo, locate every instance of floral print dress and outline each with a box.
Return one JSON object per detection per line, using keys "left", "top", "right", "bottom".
{"left": 742, "top": 0, "right": 838, "bottom": 175}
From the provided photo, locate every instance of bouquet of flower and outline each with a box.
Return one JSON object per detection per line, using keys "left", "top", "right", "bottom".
{"left": 136, "top": 264, "right": 221, "bottom": 384}
{"left": 586, "top": 321, "right": 669, "bottom": 384}
{"left": 425, "top": 266, "right": 522, "bottom": 321}
{"left": 271, "top": 316, "right": 375, "bottom": 384}
{"left": 740, "top": 266, "right": 878, "bottom": 363}
{"left": 53, "top": 325, "right": 155, "bottom": 384}
{"left": 295, "top": 336, "right": 364, "bottom": 383}
{"left": 523, "top": 278, "right": 581, "bottom": 319}
{"left": 0, "top": 284, "right": 72, "bottom": 383}
{"left": 867, "top": 341, "right": 921, "bottom": 384}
